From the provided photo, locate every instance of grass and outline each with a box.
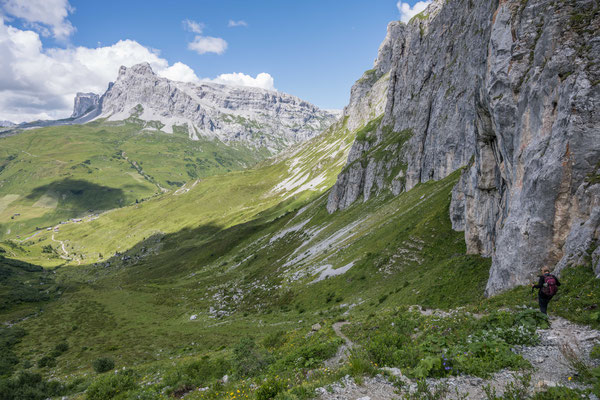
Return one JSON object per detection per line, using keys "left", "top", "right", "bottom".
{"left": 1, "top": 112, "right": 599, "bottom": 398}
{"left": 0, "top": 120, "right": 271, "bottom": 241}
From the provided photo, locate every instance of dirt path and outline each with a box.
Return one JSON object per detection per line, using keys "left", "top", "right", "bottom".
{"left": 325, "top": 322, "right": 355, "bottom": 369}
{"left": 318, "top": 313, "right": 600, "bottom": 400}
{"left": 51, "top": 233, "right": 80, "bottom": 264}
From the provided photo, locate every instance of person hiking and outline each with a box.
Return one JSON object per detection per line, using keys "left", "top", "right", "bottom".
{"left": 531, "top": 266, "right": 561, "bottom": 315}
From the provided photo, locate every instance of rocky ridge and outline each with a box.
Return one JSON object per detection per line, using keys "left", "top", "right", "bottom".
{"left": 71, "top": 92, "right": 100, "bottom": 119}
{"left": 327, "top": 0, "right": 600, "bottom": 294}
{"left": 93, "top": 63, "right": 338, "bottom": 153}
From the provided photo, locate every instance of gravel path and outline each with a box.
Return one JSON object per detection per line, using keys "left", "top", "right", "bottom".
{"left": 325, "top": 322, "right": 355, "bottom": 368}
{"left": 318, "top": 314, "right": 600, "bottom": 400}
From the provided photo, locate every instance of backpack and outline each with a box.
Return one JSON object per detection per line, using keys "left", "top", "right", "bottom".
{"left": 541, "top": 274, "right": 558, "bottom": 297}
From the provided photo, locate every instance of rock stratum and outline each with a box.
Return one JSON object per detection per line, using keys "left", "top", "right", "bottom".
{"left": 327, "top": 0, "right": 599, "bottom": 295}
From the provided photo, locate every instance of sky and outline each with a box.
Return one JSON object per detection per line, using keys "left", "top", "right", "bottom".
{"left": 0, "top": 0, "right": 431, "bottom": 123}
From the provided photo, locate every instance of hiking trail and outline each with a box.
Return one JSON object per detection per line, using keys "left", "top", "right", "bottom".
{"left": 317, "top": 311, "right": 600, "bottom": 400}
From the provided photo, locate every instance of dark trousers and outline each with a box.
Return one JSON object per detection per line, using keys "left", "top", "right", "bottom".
{"left": 538, "top": 294, "right": 552, "bottom": 314}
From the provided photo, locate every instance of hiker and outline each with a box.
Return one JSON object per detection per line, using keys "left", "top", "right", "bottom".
{"left": 531, "top": 266, "right": 561, "bottom": 315}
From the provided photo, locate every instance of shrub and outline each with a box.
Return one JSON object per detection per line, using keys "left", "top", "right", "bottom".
{"left": 162, "top": 356, "right": 230, "bottom": 393}
{"left": 0, "top": 371, "right": 65, "bottom": 400}
{"left": 92, "top": 357, "right": 115, "bottom": 373}
{"left": 256, "top": 378, "right": 286, "bottom": 400}
{"left": 86, "top": 370, "right": 137, "bottom": 400}
{"left": 262, "top": 330, "right": 287, "bottom": 349}
{"left": 54, "top": 341, "right": 69, "bottom": 353}
{"left": 348, "top": 350, "right": 377, "bottom": 378}
{"left": 37, "top": 356, "right": 56, "bottom": 368}
{"left": 591, "top": 344, "right": 600, "bottom": 360}
{"left": 232, "top": 337, "right": 269, "bottom": 378}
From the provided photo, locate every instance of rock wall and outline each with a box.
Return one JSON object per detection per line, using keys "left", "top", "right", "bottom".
{"left": 328, "top": 0, "right": 600, "bottom": 294}
{"left": 71, "top": 92, "right": 100, "bottom": 119}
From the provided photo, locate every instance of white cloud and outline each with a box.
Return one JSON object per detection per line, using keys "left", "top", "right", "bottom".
{"left": 188, "top": 35, "right": 228, "bottom": 55}
{"left": 396, "top": 1, "right": 431, "bottom": 24}
{"left": 160, "top": 62, "right": 200, "bottom": 83}
{"left": 0, "top": 18, "right": 272, "bottom": 122}
{"left": 0, "top": 18, "right": 200, "bottom": 122}
{"left": 208, "top": 72, "right": 275, "bottom": 91}
{"left": 182, "top": 19, "right": 228, "bottom": 55}
{"left": 227, "top": 20, "right": 247, "bottom": 28}
{"left": 183, "top": 19, "right": 204, "bottom": 34}
{"left": 1, "top": 0, "right": 75, "bottom": 40}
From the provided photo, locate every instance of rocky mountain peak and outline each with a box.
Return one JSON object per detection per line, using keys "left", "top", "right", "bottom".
{"left": 71, "top": 92, "right": 100, "bottom": 119}
{"left": 98, "top": 62, "right": 338, "bottom": 152}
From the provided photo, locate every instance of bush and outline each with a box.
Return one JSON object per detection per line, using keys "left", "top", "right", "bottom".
{"left": 54, "top": 341, "right": 69, "bottom": 353}
{"left": 37, "top": 356, "right": 56, "bottom": 368}
{"left": 86, "top": 370, "right": 137, "bottom": 400}
{"left": 591, "top": 344, "right": 600, "bottom": 360}
{"left": 162, "top": 356, "right": 230, "bottom": 394}
{"left": 256, "top": 378, "right": 286, "bottom": 400}
{"left": 92, "top": 357, "right": 115, "bottom": 373}
{"left": 232, "top": 337, "right": 269, "bottom": 378}
{"left": 0, "top": 371, "right": 65, "bottom": 400}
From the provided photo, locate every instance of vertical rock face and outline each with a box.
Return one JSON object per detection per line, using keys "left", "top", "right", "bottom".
{"left": 328, "top": 0, "right": 600, "bottom": 294}
{"left": 71, "top": 92, "right": 100, "bottom": 119}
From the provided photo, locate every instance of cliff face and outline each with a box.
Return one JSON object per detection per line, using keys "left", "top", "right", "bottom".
{"left": 98, "top": 63, "right": 338, "bottom": 153}
{"left": 71, "top": 92, "right": 100, "bottom": 119}
{"left": 328, "top": 0, "right": 600, "bottom": 294}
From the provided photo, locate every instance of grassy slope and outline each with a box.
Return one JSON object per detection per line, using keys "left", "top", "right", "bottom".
{"left": 0, "top": 120, "right": 270, "bottom": 241}
{"left": 1, "top": 111, "right": 598, "bottom": 398}
{"left": 0, "top": 117, "right": 355, "bottom": 267}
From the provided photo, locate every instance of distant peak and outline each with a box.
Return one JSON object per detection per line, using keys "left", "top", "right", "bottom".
{"left": 130, "top": 62, "right": 156, "bottom": 76}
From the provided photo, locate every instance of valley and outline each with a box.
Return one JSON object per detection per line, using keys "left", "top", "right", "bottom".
{"left": 0, "top": 0, "right": 599, "bottom": 398}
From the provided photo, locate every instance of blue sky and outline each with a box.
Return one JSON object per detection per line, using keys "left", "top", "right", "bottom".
{"left": 0, "top": 0, "right": 431, "bottom": 122}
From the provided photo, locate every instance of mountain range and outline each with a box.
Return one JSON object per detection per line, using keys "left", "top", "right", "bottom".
{"left": 5, "top": 63, "right": 339, "bottom": 154}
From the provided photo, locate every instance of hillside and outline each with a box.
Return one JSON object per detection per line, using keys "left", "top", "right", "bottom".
{"left": 0, "top": 120, "right": 271, "bottom": 241}
{"left": 0, "top": 0, "right": 599, "bottom": 398}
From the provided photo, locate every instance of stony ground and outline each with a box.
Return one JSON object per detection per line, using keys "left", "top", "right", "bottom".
{"left": 317, "top": 314, "right": 600, "bottom": 400}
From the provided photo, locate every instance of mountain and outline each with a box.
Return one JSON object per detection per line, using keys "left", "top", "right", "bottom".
{"left": 1, "top": 0, "right": 599, "bottom": 398}
{"left": 5, "top": 63, "right": 338, "bottom": 155}
{"left": 327, "top": 0, "right": 600, "bottom": 295}
{"left": 96, "top": 63, "right": 338, "bottom": 151}
{"left": 71, "top": 92, "right": 100, "bottom": 119}
{"left": 0, "top": 120, "right": 15, "bottom": 127}
{"left": 6, "top": 63, "right": 338, "bottom": 154}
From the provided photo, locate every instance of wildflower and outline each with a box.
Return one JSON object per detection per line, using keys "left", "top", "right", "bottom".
{"left": 568, "top": 376, "right": 572, "bottom": 381}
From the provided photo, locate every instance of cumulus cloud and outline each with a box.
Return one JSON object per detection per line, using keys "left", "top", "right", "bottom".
{"left": 188, "top": 35, "right": 228, "bottom": 55}
{"left": 397, "top": 1, "right": 431, "bottom": 24}
{"left": 0, "top": 18, "right": 199, "bottom": 122}
{"left": 182, "top": 19, "right": 228, "bottom": 55}
{"left": 208, "top": 72, "right": 275, "bottom": 91}
{"left": 227, "top": 20, "right": 247, "bottom": 28}
{"left": 160, "top": 62, "right": 201, "bottom": 83}
{"left": 0, "top": 18, "right": 273, "bottom": 122}
{"left": 1, "top": 0, "right": 75, "bottom": 40}
{"left": 183, "top": 19, "right": 204, "bottom": 34}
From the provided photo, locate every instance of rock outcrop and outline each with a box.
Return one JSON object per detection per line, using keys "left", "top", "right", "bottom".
{"left": 71, "top": 92, "right": 100, "bottom": 119}
{"left": 328, "top": 0, "right": 600, "bottom": 294}
{"left": 97, "top": 63, "right": 338, "bottom": 152}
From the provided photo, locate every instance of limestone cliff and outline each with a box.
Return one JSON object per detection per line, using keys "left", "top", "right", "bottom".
{"left": 98, "top": 63, "right": 338, "bottom": 153}
{"left": 328, "top": 0, "right": 600, "bottom": 294}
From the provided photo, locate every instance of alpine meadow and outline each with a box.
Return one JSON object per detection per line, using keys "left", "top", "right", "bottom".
{"left": 0, "top": 0, "right": 599, "bottom": 399}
